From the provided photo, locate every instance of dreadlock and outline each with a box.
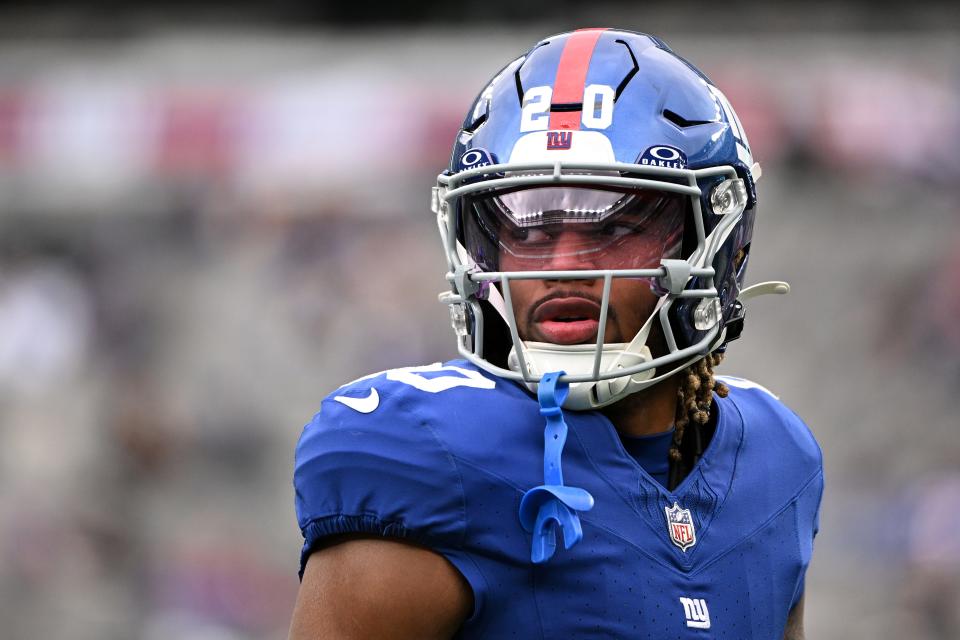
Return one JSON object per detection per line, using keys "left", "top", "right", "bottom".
{"left": 667, "top": 352, "right": 728, "bottom": 490}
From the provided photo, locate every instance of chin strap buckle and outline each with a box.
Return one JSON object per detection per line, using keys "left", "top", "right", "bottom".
{"left": 518, "top": 371, "right": 595, "bottom": 563}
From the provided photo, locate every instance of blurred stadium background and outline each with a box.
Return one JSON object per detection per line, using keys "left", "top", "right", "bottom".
{"left": 0, "top": 2, "right": 958, "bottom": 638}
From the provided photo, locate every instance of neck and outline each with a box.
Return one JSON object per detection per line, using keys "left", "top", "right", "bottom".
{"left": 600, "top": 375, "right": 680, "bottom": 438}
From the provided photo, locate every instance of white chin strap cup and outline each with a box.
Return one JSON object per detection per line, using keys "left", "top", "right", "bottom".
{"left": 507, "top": 341, "right": 655, "bottom": 410}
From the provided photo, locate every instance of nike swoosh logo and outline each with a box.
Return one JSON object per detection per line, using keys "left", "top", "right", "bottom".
{"left": 333, "top": 388, "right": 380, "bottom": 413}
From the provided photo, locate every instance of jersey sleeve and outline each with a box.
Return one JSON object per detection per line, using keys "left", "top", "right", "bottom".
{"left": 293, "top": 384, "right": 467, "bottom": 579}
{"left": 719, "top": 376, "right": 824, "bottom": 609}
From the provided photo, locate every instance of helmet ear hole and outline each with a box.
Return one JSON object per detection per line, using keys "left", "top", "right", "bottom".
{"left": 679, "top": 198, "right": 698, "bottom": 259}
{"left": 733, "top": 244, "right": 750, "bottom": 279}
{"left": 479, "top": 298, "right": 513, "bottom": 369}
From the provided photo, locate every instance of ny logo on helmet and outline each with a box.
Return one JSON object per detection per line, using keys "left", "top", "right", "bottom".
{"left": 546, "top": 131, "right": 573, "bottom": 150}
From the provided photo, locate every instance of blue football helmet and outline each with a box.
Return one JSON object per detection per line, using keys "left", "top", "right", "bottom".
{"left": 432, "top": 28, "right": 787, "bottom": 409}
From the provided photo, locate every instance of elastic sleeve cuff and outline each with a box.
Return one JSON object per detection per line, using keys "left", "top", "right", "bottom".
{"left": 296, "top": 514, "right": 486, "bottom": 625}
{"left": 299, "top": 514, "right": 410, "bottom": 578}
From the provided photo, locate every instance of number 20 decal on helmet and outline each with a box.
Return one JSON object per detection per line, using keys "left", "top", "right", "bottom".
{"left": 431, "top": 28, "right": 789, "bottom": 410}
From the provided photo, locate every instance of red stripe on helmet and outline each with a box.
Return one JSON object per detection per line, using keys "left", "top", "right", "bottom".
{"left": 548, "top": 28, "right": 607, "bottom": 131}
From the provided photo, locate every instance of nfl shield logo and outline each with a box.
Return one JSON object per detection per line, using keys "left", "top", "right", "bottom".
{"left": 665, "top": 502, "right": 697, "bottom": 551}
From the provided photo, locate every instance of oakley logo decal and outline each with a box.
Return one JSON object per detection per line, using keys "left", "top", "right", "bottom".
{"left": 639, "top": 145, "right": 687, "bottom": 169}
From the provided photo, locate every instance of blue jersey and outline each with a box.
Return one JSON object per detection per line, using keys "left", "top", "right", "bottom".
{"left": 294, "top": 360, "right": 823, "bottom": 639}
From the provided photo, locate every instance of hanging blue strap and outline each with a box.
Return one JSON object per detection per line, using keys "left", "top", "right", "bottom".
{"left": 518, "top": 371, "right": 595, "bottom": 563}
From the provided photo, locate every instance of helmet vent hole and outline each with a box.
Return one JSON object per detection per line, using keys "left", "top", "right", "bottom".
{"left": 464, "top": 112, "right": 488, "bottom": 134}
{"left": 612, "top": 39, "right": 640, "bottom": 100}
{"left": 663, "top": 109, "right": 714, "bottom": 128}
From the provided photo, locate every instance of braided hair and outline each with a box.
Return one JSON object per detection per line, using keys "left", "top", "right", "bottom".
{"left": 667, "top": 352, "right": 728, "bottom": 490}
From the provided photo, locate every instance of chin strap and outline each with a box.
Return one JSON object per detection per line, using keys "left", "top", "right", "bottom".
{"left": 518, "top": 371, "right": 595, "bottom": 563}
{"left": 509, "top": 294, "right": 668, "bottom": 410}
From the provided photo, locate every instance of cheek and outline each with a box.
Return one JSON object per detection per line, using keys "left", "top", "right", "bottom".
{"left": 500, "top": 279, "right": 539, "bottom": 327}
{"left": 610, "top": 279, "right": 659, "bottom": 334}
{"left": 499, "top": 250, "right": 514, "bottom": 271}
{"left": 604, "top": 237, "right": 664, "bottom": 269}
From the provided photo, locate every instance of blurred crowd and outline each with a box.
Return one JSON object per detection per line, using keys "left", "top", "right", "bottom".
{"left": 0, "top": 204, "right": 454, "bottom": 639}
{"left": 0, "top": 27, "right": 958, "bottom": 640}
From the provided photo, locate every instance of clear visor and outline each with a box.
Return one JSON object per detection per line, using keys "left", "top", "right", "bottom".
{"left": 462, "top": 185, "right": 685, "bottom": 271}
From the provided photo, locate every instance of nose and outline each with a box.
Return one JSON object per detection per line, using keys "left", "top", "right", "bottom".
{"left": 541, "top": 230, "right": 600, "bottom": 288}
{"left": 541, "top": 230, "right": 598, "bottom": 271}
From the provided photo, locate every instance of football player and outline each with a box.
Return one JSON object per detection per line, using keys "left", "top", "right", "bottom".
{"left": 289, "top": 28, "right": 822, "bottom": 639}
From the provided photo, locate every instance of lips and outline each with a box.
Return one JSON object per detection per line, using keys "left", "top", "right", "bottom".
{"left": 532, "top": 297, "right": 603, "bottom": 344}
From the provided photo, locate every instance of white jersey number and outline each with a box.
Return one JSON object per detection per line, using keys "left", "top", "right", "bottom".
{"left": 386, "top": 363, "right": 495, "bottom": 393}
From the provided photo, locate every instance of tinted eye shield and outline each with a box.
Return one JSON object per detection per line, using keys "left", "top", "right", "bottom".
{"left": 462, "top": 185, "right": 686, "bottom": 270}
